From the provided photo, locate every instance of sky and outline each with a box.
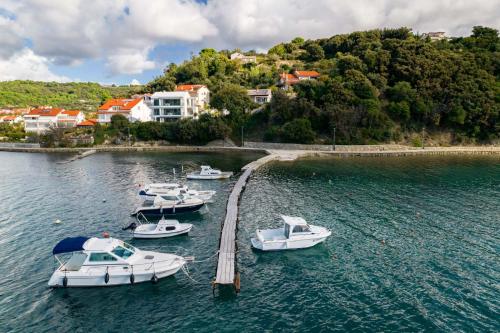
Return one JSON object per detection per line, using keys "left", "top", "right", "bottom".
{"left": 0, "top": 0, "right": 499, "bottom": 85}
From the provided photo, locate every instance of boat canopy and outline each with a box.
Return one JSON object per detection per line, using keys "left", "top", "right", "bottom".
{"left": 52, "top": 237, "right": 90, "bottom": 255}
{"left": 281, "top": 215, "right": 308, "bottom": 226}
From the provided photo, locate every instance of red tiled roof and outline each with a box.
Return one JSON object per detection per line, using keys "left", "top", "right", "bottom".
{"left": 57, "top": 119, "right": 76, "bottom": 123}
{"left": 280, "top": 73, "right": 300, "bottom": 84}
{"left": 175, "top": 84, "right": 206, "bottom": 92}
{"left": 97, "top": 110, "right": 131, "bottom": 115}
{"left": 98, "top": 98, "right": 142, "bottom": 111}
{"left": 62, "top": 110, "right": 81, "bottom": 117}
{"left": 77, "top": 120, "right": 96, "bottom": 127}
{"left": 294, "top": 70, "right": 320, "bottom": 77}
{"left": 2, "top": 116, "right": 17, "bottom": 121}
{"left": 27, "top": 108, "right": 64, "bottom": 117}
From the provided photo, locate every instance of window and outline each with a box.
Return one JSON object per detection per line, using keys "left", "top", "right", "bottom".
{"left": 292, "top": 225, "right": 311, "bottom": 233}
{"left": 163, "top": 98, "right": 181, "bottom": 106}
{"left": 153, "top": 99, "right": 160, "bottom": 106}
{"left": 88, "top": 252, "right": 117, "bottom": 262}
{"left": 284, "top": 224, "right": 290, "bottom": 238}
{"left": 111, "top": 246, "right": 134, "bottom": 259}
{"left": 163, "top": 108, "right": 181, "bottom": 116}
{"left": 154, "top": 109, "right": 160, "bottom": 116}
{"left": 161, "top": 195, "right": 180, "bottom": 201}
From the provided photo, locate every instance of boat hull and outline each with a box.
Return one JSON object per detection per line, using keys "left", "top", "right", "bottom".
{"left": 133, "top": 224, "right": 192, "bottom": 239}
{"left": 186, "top": 172, "right": 233, "bottom": 180}
{"left": 48, "top": 258, "right": 185, "bottom": 287}
{"left": 251, "top": 236, "right": 329, "bottom": 251}
{"left": 132, "top": 203, "right": 204, "bottom": 217}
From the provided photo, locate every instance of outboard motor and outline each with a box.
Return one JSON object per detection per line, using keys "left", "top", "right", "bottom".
{"left": 122, "top": 222, "right": 137, "bottom": 231}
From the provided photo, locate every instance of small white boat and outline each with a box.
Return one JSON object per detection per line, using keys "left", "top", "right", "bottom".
{"left": 48, "top": 236, "right": 186, "bottom": 287}
{"left": 251, "top": 215, "right": 331, "bottom": 251}
{"left": 186, "top": 165, "right": 233, "bottom": 180}
{"left": 132, "top": 194, "right": 205, "bottom": 217}
{"left": 123, "top": 216, "right": 193, "bottom": 239}
{"left": 139, "top": 183, "right": 216, "bottom": 202}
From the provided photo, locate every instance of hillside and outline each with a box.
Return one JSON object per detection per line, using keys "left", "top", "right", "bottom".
{"left": 147, "top": 26, "right": 499, "bottom": 144}
{"left": 0, "top": 81, "right": 143, "bottom": 111}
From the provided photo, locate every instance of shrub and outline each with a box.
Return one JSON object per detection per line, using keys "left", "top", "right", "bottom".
{"left": 281, "top": 118, "right": 316, "bottom": 143}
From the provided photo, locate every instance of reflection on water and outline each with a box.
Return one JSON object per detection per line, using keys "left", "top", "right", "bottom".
{"left": 0, "top": 152, "right": 498, "bottom": 332}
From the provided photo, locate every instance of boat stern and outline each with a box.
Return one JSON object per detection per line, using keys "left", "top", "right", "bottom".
{"left": 48, "top": 270, "right": 65, "bottom": 287}
{"left": 250, "top": 237, "right": 263, "bottom": 250}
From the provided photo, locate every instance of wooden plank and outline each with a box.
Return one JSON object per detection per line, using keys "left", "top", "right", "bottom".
{"left": 214, "top": 166, "right": 255, "bottom": 285}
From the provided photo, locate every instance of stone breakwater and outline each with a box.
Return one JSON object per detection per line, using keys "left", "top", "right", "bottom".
{"left": 0, "top": 144, "right": 498, "bottom": 158}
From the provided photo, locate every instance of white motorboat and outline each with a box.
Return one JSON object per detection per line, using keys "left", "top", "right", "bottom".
{"left": 251, "top": 215, "right": 331, "bottom": 251}
{"left": 132, "top": 194, "right": 205, "bottom": 217}
{"left": 186, "top": 165, "right": 233, "bottom": 180}
{"left": 139, "top": 183, "right": 216, "bottom": 202}
{"left": 48, "top": 236, "right": 186, "bottom": 287}
{"left": 123, "top": 216, "right": 193, "bottom": 239}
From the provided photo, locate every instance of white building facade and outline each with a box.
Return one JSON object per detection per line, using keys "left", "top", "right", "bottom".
{"left": 247, "top": 89, "right": 272, "bottom": 104}
{"left": 97, "top": 98, "right": 151, "bottom": 123}
{"left": 148, "top": 91, "right": 197, "bottom": 121}
{"left": 24, "top": 108, "right": 85, "bottom": 133}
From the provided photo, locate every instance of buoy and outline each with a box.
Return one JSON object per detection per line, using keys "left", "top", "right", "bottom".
{"left": 54, "top": 219, "right": 61, "bottom": 224}
{"left": 102, "top": 199, "right": 106, "bottom": 202}
{"left": 381, "top": 239, "right": 386, "bottom": 245}
{"left": 104, "top": 272, "right": 110, "bottom": 284}
{"left": 62, "top": 276, "right": 68, "bottom": 287}
{"left": 102, "top": 231, "right": 110, "bottom": 238}
{"left": 130, "top": 274, "right": 135, "bottom": 284}
{"left": 151, "top": 274, "right": 159, "bottom": 284}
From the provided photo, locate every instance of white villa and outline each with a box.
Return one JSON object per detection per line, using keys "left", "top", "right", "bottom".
{"left": 97, "top": 98, "right": 151, "bottom": 123}
{"left": 148, "top": 91, "right": 197, "bottom": 121}
{"left": 0, "top": 115, "right": 23, "bottom": 124}
{"left": 24, "top": 108, "right": 85, "bottom": 133}
{"left": 148, "top": 85, "right": 211, "bottom": 121}
{"left": 230, "top": 52, "right": 257, "bottom": 64}
{"left": 175, "top": 85, "right": 210, "bottom": 109}
{"left": 247, "top": 89, "right": 272, "bottom": 104}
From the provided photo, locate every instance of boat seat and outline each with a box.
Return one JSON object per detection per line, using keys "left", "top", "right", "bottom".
{"left": 62, "top": 253, "right": 87, "bottom": 271}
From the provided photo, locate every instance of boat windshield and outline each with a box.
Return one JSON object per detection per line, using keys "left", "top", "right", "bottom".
{"left": 111, "top": 245, "right": 134, "bottom": 259}
{"left": 161, "top": 195, "right": 180, "bottom": 201}
{"left": 292, "top": 225, "right": 311, "bottom": 233}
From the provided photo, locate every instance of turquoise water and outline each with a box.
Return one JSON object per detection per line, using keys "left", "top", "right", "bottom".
{"left": 0, "top": 152, "right": 498, "bottom": 332}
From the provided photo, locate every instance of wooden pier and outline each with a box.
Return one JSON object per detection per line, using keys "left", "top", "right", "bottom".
{"left": 213, "top": 152, "right": 298, "bottom": 292}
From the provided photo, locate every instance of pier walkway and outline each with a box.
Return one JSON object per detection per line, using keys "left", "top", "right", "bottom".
{"left": 213, "top": 151, "right": 305, "bottom": 291}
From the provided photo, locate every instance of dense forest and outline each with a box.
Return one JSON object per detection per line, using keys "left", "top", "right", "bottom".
{"left": 0, "top": 81, "right": 142, "bottom": 111}
{"left": 147, "top": 26, "right": 499, "bottom": 144}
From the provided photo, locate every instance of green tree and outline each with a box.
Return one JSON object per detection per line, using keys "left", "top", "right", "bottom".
{"left": 281, "top": 118, "right": 316, "bottom": 143}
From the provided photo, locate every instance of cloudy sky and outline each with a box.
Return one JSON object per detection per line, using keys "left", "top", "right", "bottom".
{"left": 0, "top": 0, "right": 498, "bottom": 85}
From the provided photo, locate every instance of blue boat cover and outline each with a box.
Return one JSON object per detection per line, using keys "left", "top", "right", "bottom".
{"left": 52, "top": 237, "right": 89, "bottom": 255}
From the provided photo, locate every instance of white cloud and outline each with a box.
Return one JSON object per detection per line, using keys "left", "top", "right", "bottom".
{"left": 0, "top": 0, "right": 499, "bottom": 79}
{"left": 202, "top": 0, "right": 500, "bottom": 49}
{"left": 0, "top": 48, "right": 70, "bottom": 82}
{"left": 129, "top": 79, "right": 141, "bottom": 86}
{"left": 106, "top": 50, "right": 156, "bottom": 75}
{"left": 8, "top": 0, "right": 217, "bottom": 75}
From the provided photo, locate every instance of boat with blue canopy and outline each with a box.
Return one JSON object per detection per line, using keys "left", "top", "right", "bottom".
{"left": 49, "top": 235, "right": 186, "bottom": 287}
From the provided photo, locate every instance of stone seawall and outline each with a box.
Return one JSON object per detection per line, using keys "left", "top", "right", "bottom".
{"left": 244, "top": 141, "right": 415, "bottom": 151}
{"left": 0, "top": 144, "right": 498, "bottom": 157}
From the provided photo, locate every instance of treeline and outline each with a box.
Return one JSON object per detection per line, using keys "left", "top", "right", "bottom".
{"left": 95, "top": 114, "right": 230, "bottom": 145}
{"left": 148, "top": 26, "right": 499, "bottom": 144}
{"left": 0, "top": 81, "right": 142, "bottom": 111}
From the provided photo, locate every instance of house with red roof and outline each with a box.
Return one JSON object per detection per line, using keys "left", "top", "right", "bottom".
{"left": 175, "top": 84, "right": 210, "bottom": 110}
{"left": 278, "top": 70, "right": 321, "bottom": 89}
{"left": 77, "top": 119, "right": 98, "bottom": 127}
{"left": 97, "top": 98, "right": 151, "bottom": 123}
{"left": 23, "top": 107, "right": 85, "bottom": 133}
{"left": 0, "top": 115, "right": 23, "bottom": 124}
